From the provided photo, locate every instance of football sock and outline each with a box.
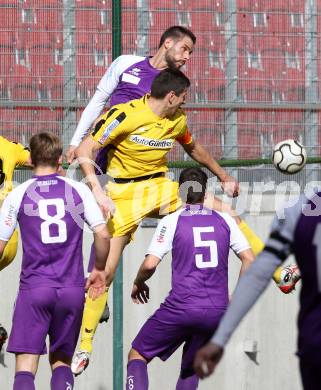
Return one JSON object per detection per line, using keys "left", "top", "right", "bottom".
{"left": 238, "top": 220, "right": 264, "bottom": 256}
{"left": 126, "top": 359, "right": 148, "bottom": 390}
{"left": 13, "top": 371, "right": 35, "bottom": 390}
{"left": 51, "top": 366, "right": 74, "bottom": 390}
{"left": 176, "top": 374, "right": 199, "bottom": 390}
{"left": 79, "top": 290, "right": 108, "bottom": 353}
{"left": 238, "top": 220, "right": 282, "bottom": 283}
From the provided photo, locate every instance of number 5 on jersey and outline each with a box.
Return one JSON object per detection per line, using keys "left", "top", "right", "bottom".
{"left": 193, "top": 226, "right": 218, "bottom": 269}
{"left": 39, "top": 198, "right": 67, "bottom": 244}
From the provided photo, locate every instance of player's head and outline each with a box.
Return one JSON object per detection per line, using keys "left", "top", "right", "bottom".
{"left": 30, "top": 132, "right": 63, "bottom": 168}
{"left": 179, "top": 168, "right": 208, "bottom": 204}
{"left": 159, "top": 26, "right": 196, "bottom": 69}
{"left": 150, "top": 68, "right": 190, "bottom": 115}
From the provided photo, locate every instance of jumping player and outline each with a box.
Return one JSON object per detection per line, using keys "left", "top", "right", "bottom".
{"left": 125, "top": 167, "right": 255, "bottom": 389}
{"left": 72, "top": 67, "right": 240, "bottom": 374}
{"left": 0, "top": 132, "right": 110, "bottom": 390}
{"left": 70, "top": 24, "right": 299, "bottom": 373}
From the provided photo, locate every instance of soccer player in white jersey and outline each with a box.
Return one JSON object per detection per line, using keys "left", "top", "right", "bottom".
{"left": 125, "top": 168, "right": 255, "bottom": 390}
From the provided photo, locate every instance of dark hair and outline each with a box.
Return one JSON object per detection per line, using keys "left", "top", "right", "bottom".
{"left": 150, "top": 68, "right": 190, "bottom": 99}
{"left": 158, "top": 26, "right": 196, "bottom": 48}
{"left": 30, "top": 132, "right": 62, "bottom": 167}
{"left": 179, "top": 168, "right": 208, "bottom": 204}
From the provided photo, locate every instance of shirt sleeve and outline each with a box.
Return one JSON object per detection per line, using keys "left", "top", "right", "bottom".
{"left": 211, "top": 198, "right": 304, "bottom": 348}
{"left": 218, "top": 212, "right": 251, "bottom": 254}
{"left": 0, "top": 190, "right": 19, "bottom": 241}
{"left": 146, "top": 214, "right": 178, "bottom": 260}
{"left": 77, "top": 183, "right": 106, "bottom": 229}
{"left": 69, "top": 55, "right": 145, "bottom": 147}
{"left": 177, "top": 128, "right": 193, "bottom": 145}
{"left": 90, "top": 107, "right": 129, "bottom": 147}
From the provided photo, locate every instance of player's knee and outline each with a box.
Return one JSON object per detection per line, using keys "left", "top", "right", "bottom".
{"left": 49, "top": 351, "right": 71, "bottom": 369}
{"left": 128, "top": 348, "right": 146, "bottom": 363}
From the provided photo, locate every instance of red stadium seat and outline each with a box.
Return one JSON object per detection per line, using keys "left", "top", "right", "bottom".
{"left": 237, "top": 111, "right": 262, "bottom": 158}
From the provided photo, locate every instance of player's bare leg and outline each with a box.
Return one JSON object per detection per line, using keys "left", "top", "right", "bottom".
{"left": 14, "top": 353, "right": 40, "bottom": 389}
{"left": 126, "top": 348, "right": 148, "bottom": 390}
{"left": 72, "top": 235, "right": 130, "bottom": 376}
{"left": 204, "top": 193, "right": 301, "bottom": 292}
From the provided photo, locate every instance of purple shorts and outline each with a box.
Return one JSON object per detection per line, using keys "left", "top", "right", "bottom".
{"left": 132, "top": 303, "right": 225, "bottom": 378}
{"left": 7, "top": 287, "right": 85, "bottom": 358}
{"left": 300, "top": 358, "right": 321, "bottom": 390}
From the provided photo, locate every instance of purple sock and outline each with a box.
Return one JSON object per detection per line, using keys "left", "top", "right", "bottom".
{"left": 126, "top": 359, "right": 148, "bottom": 390}
{"left": 13, "top": 371, "right": 35, "bottom": 390}
{"left": 50, "top": 366, "right": 74, "bottom": 390}
{"left": 176, "top": 374, "right": 199, "bottom": 390}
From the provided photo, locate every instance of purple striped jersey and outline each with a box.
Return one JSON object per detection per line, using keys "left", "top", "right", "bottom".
{"left": 147, "top": 205, "right": 250, "bottom": 309}
{"left": 0, "top": 173, "right": 105, "bottom": 289}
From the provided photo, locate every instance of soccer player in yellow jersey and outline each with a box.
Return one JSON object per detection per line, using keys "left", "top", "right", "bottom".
{"left": 72, "top": 68, "right": 240, "bottom": 373}
{"left": 0, "top": 135, "right": 31, "bottom": 351}
{"left": 73, "top": 68, "right": 300, "bottom": 374}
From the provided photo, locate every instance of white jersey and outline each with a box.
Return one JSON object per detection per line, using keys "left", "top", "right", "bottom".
{"left": 70, "top": 54, "right": 161, "bottom": 147}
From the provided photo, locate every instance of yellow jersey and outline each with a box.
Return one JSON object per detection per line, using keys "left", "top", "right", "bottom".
{"left": 91, "top": 95, "right": 192, "bottom": 178}
{"left": 0, "top": 136, "right": 30, "bottom": 202}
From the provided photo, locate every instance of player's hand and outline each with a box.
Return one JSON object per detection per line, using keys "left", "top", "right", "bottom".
{"left": 65, "top": 145, "right": 78, "bottom": 164}
{"left": 193, "top": 342, "right": 224, "bottom": 379}
{"left": 92, "top": 187, "right": 115, "bottom": 219}
{"left": 220, "top": 175, "right": 240, "bottom": 197}
{"left": 85, "top": 267, "right": 107, "bottom": 300}
{"left": 131, "top": 282, "right": 150, "bottom": 304}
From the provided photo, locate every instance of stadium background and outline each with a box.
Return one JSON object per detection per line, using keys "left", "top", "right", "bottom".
{"left": 0, "top": 0, "right": 319, "bottom": 388}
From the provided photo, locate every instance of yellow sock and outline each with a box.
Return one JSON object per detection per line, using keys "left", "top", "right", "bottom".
{"left": 238, "top": 220, "right": 265, "bottom": 256}
{"left": 272, "top": 266, "right": 283, "bottom": 284}
{"left": 238, "top": 220, "right": 281, "bottom": 283}
{"left": 79, "top": 290, "right": 108, "bottom": 353}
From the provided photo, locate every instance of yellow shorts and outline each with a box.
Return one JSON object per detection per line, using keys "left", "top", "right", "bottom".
{"left": 0, "top": 229, "right": 18, "bottom": 271}
{"left": 107, "top": 176, "right": 181, "bottom": 238}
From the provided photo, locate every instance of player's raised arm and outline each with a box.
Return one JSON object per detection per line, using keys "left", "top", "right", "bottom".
{"left": 181, "top": 140, "right": 240, "bottom": 197}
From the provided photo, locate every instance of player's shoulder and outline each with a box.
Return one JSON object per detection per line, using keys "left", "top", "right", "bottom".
{"left": 213, "top": 210, "right": 238, "bottom": 230}
{"left": 56, "top": 176, "right": 90, "bottom": 196}
{"left": 4, "top": 178, "right": 36, "bottom": 206}
{"left": 160, "top": 208, "right": 185, "bottom": 227}
{"left": 112, "top": 54, "right": 146, "bottom": 71}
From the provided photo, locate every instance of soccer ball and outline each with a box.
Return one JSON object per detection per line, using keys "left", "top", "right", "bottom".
{"left": 272, "top": 139, "right": 307, "bottom": 174}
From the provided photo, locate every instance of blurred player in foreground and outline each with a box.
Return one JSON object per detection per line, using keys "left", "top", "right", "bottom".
{"left": 125, "top": 167, "right": 254, "bottom": 389}
{"left": 194, "top": 192, "right": 319, "bottom": 390}
{"left": 0, "top": 135, "right": 31, "bottom": 352}
{"left": 0, "top": 132, "right": 109, "bottom": 390}
{"left": 73, "top": 67, "right": 240, "bottom": 373}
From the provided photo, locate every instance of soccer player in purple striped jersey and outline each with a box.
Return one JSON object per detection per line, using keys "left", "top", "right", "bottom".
{"left": 66, "top": 25, "right": 197, "bottom": 164}
{"left": 125, "top": 168, "right": 255, "bottom": 390}
{"left": 194, "top": 192, "right": 321, "bottom": 390}
{"left": 0, "top": 132, "right": 110, "bottom": 390}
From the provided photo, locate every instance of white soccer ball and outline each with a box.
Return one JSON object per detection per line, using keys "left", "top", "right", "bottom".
{"left": 272, "top": 139, "right": 307, "bottom": 174}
